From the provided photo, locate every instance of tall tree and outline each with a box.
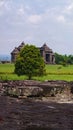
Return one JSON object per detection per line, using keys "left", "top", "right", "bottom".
{"left": 14, "top": 44, "right": 45, "bottom": 80}
{"left": 55, "top": 53, "right": 73, "bottom": 65}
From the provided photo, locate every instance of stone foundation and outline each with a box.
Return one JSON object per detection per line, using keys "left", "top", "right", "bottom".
{"left": 0, "top": 80, "right": 73, "bottom": 101}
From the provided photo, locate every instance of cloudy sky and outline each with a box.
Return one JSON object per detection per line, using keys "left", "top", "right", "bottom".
{"left": 0, "top": 0, "right": 73, "bottom": 55}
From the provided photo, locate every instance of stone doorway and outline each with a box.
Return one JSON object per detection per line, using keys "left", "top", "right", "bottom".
{"left": 46, "top": 54, "right": 50, "bottom": 62}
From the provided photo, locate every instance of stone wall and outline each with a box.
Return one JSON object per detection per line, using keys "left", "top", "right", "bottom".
{"left": 0, "top": 80, "right": 73, "bottom": 101}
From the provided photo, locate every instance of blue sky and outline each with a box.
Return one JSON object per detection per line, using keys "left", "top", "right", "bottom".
{"left": 0, "top": 0, "right": 73, "bottom": 55}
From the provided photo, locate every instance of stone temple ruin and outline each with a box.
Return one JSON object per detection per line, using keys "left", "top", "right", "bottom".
{"left": 11, "top": 42, "right": 55, "bottom": 64}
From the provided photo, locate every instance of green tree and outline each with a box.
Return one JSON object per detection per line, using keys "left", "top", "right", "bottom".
{"left": 67, "top": 55, "right": 73, "bottom": 64}
{"left": 14, "top": 44, "right": 45, "bottom": 80}
{"left": 55, "top": 53, "right": 65, "bottom": 64}
{"left": 55, "top": 53, "right": 68, "bottom": 66}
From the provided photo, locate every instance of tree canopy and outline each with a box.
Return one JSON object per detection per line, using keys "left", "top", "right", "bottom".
{"left": 55, "top": 53, "right": 73, "bottom": 65}
{"left": 14, "top": 44, "right": 45, "bottom": 79}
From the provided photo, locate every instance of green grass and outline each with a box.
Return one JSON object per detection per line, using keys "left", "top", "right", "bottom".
{"left": 45, "top": 65, "right": 73, "bottom": 75}
{"left": 0, "top": 63, "right": 73, "bottom": 81}
{"left": 0, "top": 63, "right": 14, "bottom": 74}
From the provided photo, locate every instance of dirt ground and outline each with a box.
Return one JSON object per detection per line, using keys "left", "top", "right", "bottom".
{"left": 0, "top": 96, "right": 73, "bottom": 130}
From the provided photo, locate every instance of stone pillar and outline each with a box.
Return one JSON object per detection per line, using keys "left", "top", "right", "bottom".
{"left": 43, "top": 51, "right": 46, "bottom": 63}
{"left": 49, "top": 54, "right": 52, "bottom": 64}
{"left": 53, "top": 55, "right": 55, "bottom": 64}
{"left": 51, "top": 55, "right": 55, "bottom": 64}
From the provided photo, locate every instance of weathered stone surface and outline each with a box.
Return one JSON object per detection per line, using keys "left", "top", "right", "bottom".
{"left": 0, "top": 83, "right": 5, "bottom": 96}
{"left": 0, "top": 80, "right": 72, "bottom": 99}
{"left": 0, "top": 80, "right": 73, "bottom": 129}
{"left": 0, "top": 83, "right": 2, "bottom": 87}
{"left": 6, "top": 86, "right": 43, "bottom": 98}
{"left": 0, "top": 96, "right": 73, "bottom": 130}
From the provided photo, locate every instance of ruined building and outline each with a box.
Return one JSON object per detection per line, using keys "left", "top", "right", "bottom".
{"left": 11, "top": 42, "right": 55, "bottom": 64}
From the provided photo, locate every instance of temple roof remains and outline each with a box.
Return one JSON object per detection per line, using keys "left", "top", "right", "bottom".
{"left": 40, "top": 43, "right": 53, "bottom": 53}
{"left": 11, "top": 47, "right": 19, "bottom": 54}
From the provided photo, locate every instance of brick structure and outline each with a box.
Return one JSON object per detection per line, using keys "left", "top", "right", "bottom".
{"left": 11, "top": 42, "right": 55, "bottom": 64}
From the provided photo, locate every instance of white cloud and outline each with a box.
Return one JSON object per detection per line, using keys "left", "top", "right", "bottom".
{"left": 28, "top": 14, "right": 42, "bottom": 24}
{"left": 25, "top": 5, "right": 31, "bottom": 11}
{"left": 66, "top": 3, "right": 73, "bottom": 11}
{"left": 17, "top": 4, "right": 31, "bottom": 17}
{"left": 0, "top": 1, "right": 6, "bottom": 15}
{"left": 67, "top": 4, "right": 73, "bottom": 11}
{"left": 17, "top": 6, "right": 25, "bottom": 16}
{"left": 0, "top": 0, "right": 73, "bottom": 54}
{"left": 0, "top": 0, "right": 11, "bottom": 16}
{"left": 63, "top": 2, "right": 73, "bottom": 14}
{"left": 0, "top": 1, "right": 4, "bottom": 7}
{"left": 56, "top": 15, "right": 65, "bottom": 23}
{"left": 24, "top": 35, "right": 33, "bottom": 42}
